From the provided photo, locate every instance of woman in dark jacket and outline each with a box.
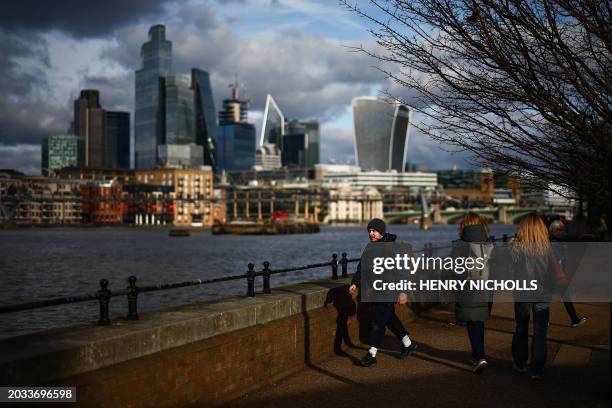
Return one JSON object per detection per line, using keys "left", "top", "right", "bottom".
{"left": 452, "top": 213, "right": 494, "bottom": 374}
{"left": 511, "top": 213, "right": 555, "bottom": 380}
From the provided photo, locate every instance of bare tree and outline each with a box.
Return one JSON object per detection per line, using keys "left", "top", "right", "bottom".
{"left": 342, "top": 0, "right": 611, "bottom": 218}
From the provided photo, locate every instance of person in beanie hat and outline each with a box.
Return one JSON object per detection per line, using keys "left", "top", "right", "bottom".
{"left": 349, "top": 218, "right": 417, "bottom": 366}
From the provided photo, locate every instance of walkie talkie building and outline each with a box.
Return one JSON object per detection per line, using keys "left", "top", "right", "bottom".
{"left": 351, "top": 97, "right": 410, "bottom": 172}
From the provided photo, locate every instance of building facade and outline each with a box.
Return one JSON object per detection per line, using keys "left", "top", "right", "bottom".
{"left": 104, "top": 111, "right": 130, "bottom": 169}
{"left": 74, "top": 90, "right": 105, "bottom": 168}
{"left": 41, "top": 134, "right": 84, "bottom": 176}
{"left": 352, "top": 97, "right": 410, "bottom": 172}
{"left": 134, "top": 167, "right": 214, "bottom": 226}
{"left": 255, "top": 143, "right": 282, "bottom": 170}
{"left": 323, "top": 170, "right": 437, "bottom": 191}
{"left": 327, "top": 184, "right": 383, "bottom": 223}
{"left": 134, "top": 25, "right": 173, "bottom": 169}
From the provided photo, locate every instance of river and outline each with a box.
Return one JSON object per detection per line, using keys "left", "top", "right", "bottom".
{"left": 0, "top": 224, "right": 517, "bottom": 338}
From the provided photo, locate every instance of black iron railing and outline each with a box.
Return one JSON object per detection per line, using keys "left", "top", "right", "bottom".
{"left": 0, "top": 235, "right": 509, "bottom": 326}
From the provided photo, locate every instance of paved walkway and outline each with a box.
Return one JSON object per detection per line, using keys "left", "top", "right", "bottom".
{"left": 231, "top": 302, "right": 611, "bottom": 408}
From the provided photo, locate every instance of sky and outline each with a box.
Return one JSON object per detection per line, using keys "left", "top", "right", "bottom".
{"left": 0, "top": 0, "right": 473, "bottom": 175}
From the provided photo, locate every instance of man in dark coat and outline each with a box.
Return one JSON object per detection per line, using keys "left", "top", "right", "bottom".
{"left": 349, "top": 218, "right": 417, "bottom": 366}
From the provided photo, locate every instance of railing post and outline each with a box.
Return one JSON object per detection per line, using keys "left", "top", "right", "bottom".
{"left": 331, "top": 253, "right": 338, "bottom": 280}
{"left": 247, "top": 263, "right": 255, "bottom": 297}
{"left": 262, "top": 261, "right": 271, "bottom": 294}
{"left": 340, "top": 252, "right": 348, "bottom": 278}
{"left": 97, "top": 279, "right": 111, "bottom": 325}
{"left": 489, "top": 235, "right": 496, "bottom": 242}
{"left": 126, "top": 276, "right": 139, "bottom": 321}
{"left": 502, "top": 234, "right": 508, "bottom": 242}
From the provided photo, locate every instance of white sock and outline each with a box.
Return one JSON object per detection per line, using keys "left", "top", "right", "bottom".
{"left": 369, "top": 347, "right": 378, "bottom": 357}
{"left": 402, "top": 335, "right": 412, "bottom": 348}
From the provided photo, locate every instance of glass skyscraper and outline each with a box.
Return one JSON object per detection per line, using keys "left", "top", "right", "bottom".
{"left": 74, "top": 90, "right": 104, "bottom": 168}
{"left": 217, "top": 124, "right": 256, "bottom": 172}
{"left": 41, "top": 134, "right": 84, "bottom": 176}
{"left": 104, "top": 111, "right": 130, "bottom": 169}
{"left": 135, "top": 25, "right": 172, "bottom": 169}
{"left": 352, "top": 97, "right": 410, "bottom": 172}
{"left": 284, "top": 120, "right": 320, "bottom": 169}
{"left": 192, "top": 68, "right": 218, "bottom": 166}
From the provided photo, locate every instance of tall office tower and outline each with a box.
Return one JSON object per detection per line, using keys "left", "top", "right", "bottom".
{"left": 41, "top": 134, "right": 84, "bottom": 176}
{"left": 135, "top": 24, "right": 172, "bottom": 169}
{"left": 74, "top": 90, "right": 105, "bottom": 167}
{"left": 217, "top": 84, "right": 256, "bottom": 172}
{"left": 284, "top": 120, "right": 320, "bottom": 169}
{"left": 157, "top": 75, "right": 201, "bottom": 167}
{"left": 192, "top": 68, "right": 218, "bottom": 167}
{"left": 260, "top": 94, "right": 284, "bottom": 148}
{"left": 104, "top": 111, "right": 130, "bottom": 169}
{"left": 351, "top": 97, "right": 410, "bottom": 172}
{"left": 218, "top": 81, "right": 249, "bottom": 125}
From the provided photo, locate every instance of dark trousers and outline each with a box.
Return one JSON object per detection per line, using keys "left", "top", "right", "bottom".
{"left": 561, "top": 292, "right": 580, "bottom": 323}
{"left": 466, "top": 321, "right": 485, "bottom": 360}
{"left": 368, "top": 302, "right": 408, "bottom": 348}
{"left": 512, "top": 302, "right": 550, "bottom": 375}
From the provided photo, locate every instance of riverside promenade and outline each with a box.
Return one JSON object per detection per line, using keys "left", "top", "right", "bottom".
{"left": 233, "top": 301, "right": 610, "bottom": 408}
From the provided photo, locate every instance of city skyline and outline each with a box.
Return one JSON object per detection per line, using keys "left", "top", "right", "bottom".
{"left": 0, "top": 0, "right": 474, "bottom": 174}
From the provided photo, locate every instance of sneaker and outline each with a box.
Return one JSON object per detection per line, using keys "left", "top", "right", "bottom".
{"left": 473, "top": 359, "right": 488, "bottom": 374}
{"left": 399, "top": 342, "right": 418, "bottom": 359}
{"left": 360, "top": 352, "right": 377, "bottom": 367}
{"left": 571, "top": 317, "right": 588, "bottom": 327}
{"left": 531, "top": 373, "right": 544, "bottom": 381}
{"left": 513, "top": 364, "right": 528, "bottom": 373}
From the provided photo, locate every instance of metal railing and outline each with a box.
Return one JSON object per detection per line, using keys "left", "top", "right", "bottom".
{"left": 0, "top": 234, "right": 510, "bottom": 327}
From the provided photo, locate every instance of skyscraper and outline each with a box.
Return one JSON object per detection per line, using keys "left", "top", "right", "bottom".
{"left": 134, "top": 25, "right": 172, "bottom": 169}
{"left": 352, "top": 97, "right": 410, "bottom": 172}
{"left": 260, "top": 94, "right": 284, "bottom": 148}
{"left": 192, "top": 68, "right": 218, "bottom": 167}
{"left": 41, "top": 134, "right": 84, "bottom": 176}
{"left": 104, "top": 111, "right": 130, "bottom": 169}
{"left": 74, "top": 90, "right": 105, "bottom": 167}
{"left": 216, "top": 84, "right": 256, "bottom": 172}
{"left": 284, "top": 120, "right": 320, "bottom": 169}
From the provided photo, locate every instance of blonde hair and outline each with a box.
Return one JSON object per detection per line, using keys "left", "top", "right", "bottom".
{"left": 459, "top": 212, "right": 489, "bottom": 237}
{"left": 516, "top": 213, "right": 550, "bottom": 256}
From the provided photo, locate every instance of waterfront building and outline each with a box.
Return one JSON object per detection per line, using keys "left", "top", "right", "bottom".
{"left": 41, "top": 134, "right": 84, "bottom": 176}
{"left": 259, "top": 94, "right": 284, "bottom": 148}
{"left": 134, "top": 167, "right": 214, "bottom": 226}
{"left": 323, "top": 170, "right": 437, "bottom": 191}
{"left": 57, "top": 167, "right": 135, "bottom": 183}
{"left": 104, "top": 111, "right": 130, "bottom": 169}
{"left": 74, "top": 90, "right": 105, "bottom": 168}
{"left": 327, "top": 183, "right": 383, "bottom": 223}
{"left": 0, "top": 175, "right": 83, "bottom": 225}
{"left": 81, "top": 180, "right": 124, "bottom": 224}
{"left": 254, "top": 143, "right": 282, "bottom": 170}
{"left": 352, "top": 97, "right": 410, "bottom": 172}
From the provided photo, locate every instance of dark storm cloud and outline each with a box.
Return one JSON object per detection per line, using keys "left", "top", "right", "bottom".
{"left": 0, "top": 0, "right": 169, "bottom": 37}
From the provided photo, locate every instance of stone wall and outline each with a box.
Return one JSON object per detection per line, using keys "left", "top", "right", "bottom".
{"left": 0, "top": 278, "right": 418, "bottom": 407}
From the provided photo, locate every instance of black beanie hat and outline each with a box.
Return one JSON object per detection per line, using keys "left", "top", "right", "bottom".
{"left": 367, "top": 218, "right": 386, "bottom": 236}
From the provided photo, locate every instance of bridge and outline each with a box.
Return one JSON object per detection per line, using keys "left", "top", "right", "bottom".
{"left": 384, "top": 207, "right": 570, "bottom": 225}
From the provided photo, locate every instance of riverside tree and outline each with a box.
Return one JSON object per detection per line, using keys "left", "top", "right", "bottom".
{"left": 343, "top": 0, "right": 611, "bottom": 221}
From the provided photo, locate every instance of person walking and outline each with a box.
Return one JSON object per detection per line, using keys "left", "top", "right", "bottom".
{"left": 348, "top": 218, "right": 417, "bottom": 367}
{"left": 549, "top": 220, "right": 587, "bottom": 327}
{"left": 511, "top": 213, "right": 558, "bottom": 380}
{"left": 452, "top": 213, "right": 495, "bottom": 374}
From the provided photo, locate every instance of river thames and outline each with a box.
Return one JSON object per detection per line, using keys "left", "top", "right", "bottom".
{"left": 0, "top": 224, "right": 517, "bottom": 338}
